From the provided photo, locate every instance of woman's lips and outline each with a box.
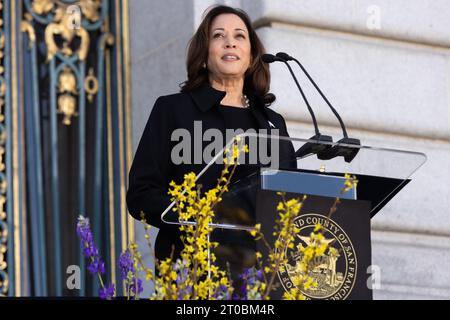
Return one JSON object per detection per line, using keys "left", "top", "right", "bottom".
{"left": 221, "top": 54, "right": 240, "bottom": 61}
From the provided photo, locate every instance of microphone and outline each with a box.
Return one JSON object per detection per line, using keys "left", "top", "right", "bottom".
{"left": 276, "top": 52, "right": 360, "bottom": 163}
{"left": 261, "top": 54, "right": 333, "bottom": 159}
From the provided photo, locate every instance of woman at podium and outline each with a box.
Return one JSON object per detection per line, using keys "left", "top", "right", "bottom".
{"left": 126, "top": 5, "right": 295, "bottom": 265}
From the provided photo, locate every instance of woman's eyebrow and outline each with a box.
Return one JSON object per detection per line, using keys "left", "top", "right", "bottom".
{"left": 212, "top": 27, "right": 247, "bottom": 33}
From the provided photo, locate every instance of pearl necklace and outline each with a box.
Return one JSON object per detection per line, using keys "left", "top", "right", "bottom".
{"left": 242, "top": 94, "right": 250, "bottom": 108}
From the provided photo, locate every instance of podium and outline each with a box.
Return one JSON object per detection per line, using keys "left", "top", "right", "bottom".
{"left": 161, "top": 133, "right": 426, "bottom": 300}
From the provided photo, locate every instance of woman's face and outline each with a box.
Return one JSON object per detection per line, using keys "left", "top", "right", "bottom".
{"left": 207, "top": 13, "right": 252, "bottom": 81}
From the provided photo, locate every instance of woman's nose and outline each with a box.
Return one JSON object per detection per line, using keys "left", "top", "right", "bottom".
{"left": 224, "top": 38, "right": 236, "bottom": 48}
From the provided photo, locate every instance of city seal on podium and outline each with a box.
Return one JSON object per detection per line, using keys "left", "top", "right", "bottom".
{"left": 278, "top": 213, "right": 357, "bottom": 300}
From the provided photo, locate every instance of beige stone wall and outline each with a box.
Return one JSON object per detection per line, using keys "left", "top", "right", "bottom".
{"left": 244, "top": 0, "right": 450, "bottom": 300}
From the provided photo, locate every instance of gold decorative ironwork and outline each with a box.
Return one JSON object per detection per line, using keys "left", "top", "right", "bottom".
{"left": 78, "top": 0, "right": 102, "bottom": 22}
{"left": 29, "top": 0, "right": 103, "bottom": 62}
{"left": 0, "top": 70, "right": 4, "bottom": 123}
{"left": 27, "top": 0, "right": 104, "bottom": 125}
{"left": 84, "top": 67, "right": 98, "bottom": 103}
{"left": 57, "top": 67, "right": 78, "bottom": 125}
{"left": 0, "top": 0, "right": 9, "bottom": 296}
{"left": 123, "top": 0, "right": 135, "bottom": 245}
{"left": 20, "top": 14, "right": 36, "bottom": 49}
{"left": 58, "top": 66, "right": 77, "bottom": 94}
{"left": 11, "top": 0, "right": 22, "bottom": 296}
{"left": 114, "top": 0, "right": 127, "bottom": 259}
{"left": 57, "top": 94, "right": 78, "bottom": 126}
{"left": 15, "top": 0, "right": 135, "bottom": 295}
{"left": 31, "top": 0, "right": 54, "bottom": 15}
{"left": 44, "top": 8, "right": 90, "bottom": 61}
{"left": 32, "top": 0, "right": 101, "bottom": 22}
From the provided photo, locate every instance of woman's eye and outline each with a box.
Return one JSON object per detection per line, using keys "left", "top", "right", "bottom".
{"left": 212, "top": 33, "right": 245, "bottom": 39}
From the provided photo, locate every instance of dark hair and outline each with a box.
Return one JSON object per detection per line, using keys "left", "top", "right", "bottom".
{"left": 179, "top": 5, "right": 275, "bottom": 106}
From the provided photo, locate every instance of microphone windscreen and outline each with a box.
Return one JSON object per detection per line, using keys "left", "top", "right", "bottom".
{"left": 276, "top": 52, "right": 291, "bottom": 61}
{"left": 261, "top": 53, "right": 276, "bottom": 63}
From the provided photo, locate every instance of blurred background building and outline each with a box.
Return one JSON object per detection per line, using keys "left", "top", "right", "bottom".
{"left": 1, "top": 0, "right": 449, "bottom": 299}
{"left": 0, "top": 0, "right": 134, "bottom": 297}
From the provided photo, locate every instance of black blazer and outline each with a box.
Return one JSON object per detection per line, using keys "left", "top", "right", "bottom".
{"left": 126, "top": 84, "right": 296, "bottom": 260}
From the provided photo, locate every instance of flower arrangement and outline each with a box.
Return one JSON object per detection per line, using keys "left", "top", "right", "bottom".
{"left": 76, "top": 216, "right": 115, "bottom": 299}
{"left": 76, "top": 137, "right": 358, "bottom": 300}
